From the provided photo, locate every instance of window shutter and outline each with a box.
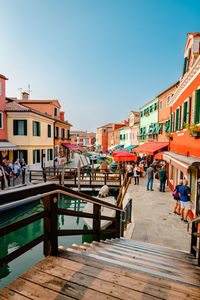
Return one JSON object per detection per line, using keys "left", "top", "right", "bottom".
{"left": 178, "top": 106, "right": 181, "bottom": 130}
{"left": 183, "top": 101, "right": 187, "bottom": 127}
{"left": 194, "top": 89, "right": 200, "bottom": 124}
{"left": 13, "top": 120, "right": 18, "bottom": 135}
{"left": 37, "top": 150, "right": 41, "bottom": 163}
{"left": 186, "top": 97, "right": 191, "bottom": 124}
{"left": 181, "top": 103, "right": 184, "bottom": 129}
{"left": 24, "top": 120, "right": 27, "bottom": 135}
{"left": 175, "top": 108, "right": 179, "bottom": 131}
{"left": 186, "top": 48, "right": 191, "bottom": 72}
{"left": 170, "top": 114, "right": 173, "bottom": 132}
{"left": 38, "top": 122, "right": 41, "bottom": 136}
{"left": 33, "top": 121, "right": 34, "bottom": 136}
{"left": 33, "top": 150, "right": 35, "bottom": 164}
{"left": 182, "top": 57, "right": 187, "bottom": 76}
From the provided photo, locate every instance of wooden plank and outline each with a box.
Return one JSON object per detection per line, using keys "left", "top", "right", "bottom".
{"left": 4, "top": 277, "right": 72, "bottom": 300}
{"left": 58, "top": 229, "right": 95, "bottom": 236}
{"left": 20, "top": 267, "right": 122, "bottom": 300}
{"left": 59, "top": 250, "right": 200, "bottom": 297}
{"left": 35, "top": 255, "right": 199, "bottom": 300}
{"left": 22, "top": 265, "right": 156, "bottom": 300}
{"left": 0, "top": 287, "right": 29, "bottom": 299}
{"left": 58, "top": 207, "right": 94, "bottom": 219}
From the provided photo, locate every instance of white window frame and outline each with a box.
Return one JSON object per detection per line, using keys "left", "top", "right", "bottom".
{"left": 159, "top": 101, "right": 163, "bottom": 110}
{"left": 0, "top": 82, "right": 2, "bottom": 96}
{"left": 0, "top": 112, "right": 3, "bottom": 129}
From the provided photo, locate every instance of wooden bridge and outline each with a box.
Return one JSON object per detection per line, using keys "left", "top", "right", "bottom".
{"left": 29, "top": 167, "right": 122, "bottom": 190}
{"left": 0, "top": 183, "right": 200, "bottom": 299}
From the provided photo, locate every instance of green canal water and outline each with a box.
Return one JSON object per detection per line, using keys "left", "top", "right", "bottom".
{"left": 0, "top": 192, "right": 108, "bottom": 289}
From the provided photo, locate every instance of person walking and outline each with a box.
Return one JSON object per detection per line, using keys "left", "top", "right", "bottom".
{"left": 157, "top": 166, "right": 167, "bottom": 192}
{"left": 146, "top": 164, "right": 154, "bottom": 191}
{"left": 133, "top": 164, "right": 140, "bottom": 185}
{"left": 173, "top": 179, "right": 183, "bottom": 215}
{"left": 126, "top": 162, "right": 133, "bottom": 184}
{"left": 179, "top": 179, "right": 191, "bottom": 223}
{"left": 20, "top": 158, "right": 26, "bottom": 184}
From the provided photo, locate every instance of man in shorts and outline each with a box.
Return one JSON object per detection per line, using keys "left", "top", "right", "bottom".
{"left": 179, "top": 179, "right": 191, "bottom": 223}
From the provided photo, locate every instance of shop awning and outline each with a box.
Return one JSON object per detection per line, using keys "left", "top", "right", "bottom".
{"left": 134, "top": 142, "right": 169, "bottom": 155}
{"left": 95, "top": 145, "right": 101, "bottom": 147}
{"left": 0, "top": 141, "right": 17, "bottom": 151}
{"left": 154, "top": 151, "right": 165, "bottom": 160}
{"left": 62, "top": 143, "right": 79, "bottom": 151}
{"left": 115, "top": 145, "right": 124, "bottom": 149}
{"left": 163, "top": 151, "right": 200, "bottom": 173}
{"left": 125, "top": 145, "right": 137, "bottom": 151}
{"left": 113, "top": 151, "right": 137, "bottom": 162}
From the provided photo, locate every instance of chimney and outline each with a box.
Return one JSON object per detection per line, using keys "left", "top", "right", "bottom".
{"left": 22, "top": 92, "right": 29, "bottom": 100}
{"left": 60, "top": 111, "right": 65, "bottom": 121}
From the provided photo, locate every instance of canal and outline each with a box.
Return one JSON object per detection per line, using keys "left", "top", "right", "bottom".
{"left": 0, "top": 194, "right": 95, "bottom": 289}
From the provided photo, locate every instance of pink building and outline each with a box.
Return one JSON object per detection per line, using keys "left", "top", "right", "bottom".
{"left": 129, "top": 111, "right": 139, "bottom": 146}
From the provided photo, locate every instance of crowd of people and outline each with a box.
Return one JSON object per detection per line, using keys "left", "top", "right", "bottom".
{"left": 0, "top": 158, "right": 26, "bottom": 190}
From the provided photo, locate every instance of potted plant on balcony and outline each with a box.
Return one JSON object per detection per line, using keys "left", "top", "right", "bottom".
{"left": 184, "top": 122, "right": 200, "bottom": 138}
{"left": 165, "top": 131, "right": 173, "bottom": 140}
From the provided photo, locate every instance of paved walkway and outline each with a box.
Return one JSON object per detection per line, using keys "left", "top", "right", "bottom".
{"left": 123, "top": 176, "right": 191, "bottom": 252}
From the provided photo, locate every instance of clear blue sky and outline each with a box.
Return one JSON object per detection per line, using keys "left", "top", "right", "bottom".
{"left": 1, "top": 0, "right": 200, "bottom": 131}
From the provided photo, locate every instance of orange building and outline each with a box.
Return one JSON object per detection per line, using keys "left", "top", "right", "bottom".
{"left": 157, "top": 82, "right": 179, "bottom": 142}
{"left": 164, "top": 33, "right": 200, "bottom": 216}
{"left": 16, "top": 92, "right": 71, "bottom": 159}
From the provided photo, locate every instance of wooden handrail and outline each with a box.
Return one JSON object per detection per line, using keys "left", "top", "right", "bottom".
{"left": 118, "top": 177, "right": 131, "bottom": 208}
{"left": 190, "top": 216, "right": 200, "bottom": 266}
{"left": 116, "top": 171, "right": 128, "bottom": 203}
{"left": 191, "top": 216, "right": 200, "bottom": 223}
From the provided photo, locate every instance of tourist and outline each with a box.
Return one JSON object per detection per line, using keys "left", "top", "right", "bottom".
{"left": 4, "top": 163, "right": 12, "bottom": 187}
{"left": 173, "top": 179, "right": 183, "bottom": 215}
{"left": 20, "top": 158, "right": 26, "bottom": 184}
{"left": 133, "top": 164, "right": 140, "bottom": 185}
{"left": 0, "top": 165, "right": 4, "bottom": 190}
{"left": 126, "top": 162, "right": 133, "bottom": 183}
{"left": 146, "top": 164, "right": 154, "bottom": 191}
{"left": 13, "top": 160, "right": 21, "bottom": 183}
{"left": 179, "top": 179, "right": 191, "bottom": 223}
{"left": 157, "top": 166, "right": 167, "bottom": 192}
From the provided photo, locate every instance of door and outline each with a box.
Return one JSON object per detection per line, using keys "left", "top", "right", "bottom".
{"left": 190, "top": 167, "right": 197, "bottom": 208}
{"left": 41, "top": 149, "right": 46, "bottom": 168}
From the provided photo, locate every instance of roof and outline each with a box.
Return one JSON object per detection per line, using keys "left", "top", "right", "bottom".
{"left": 134, "top": 142, "right": 169, "bottom": 155}
{"left": 0, "top": 74, "right": 8, "bottom": 80}
{"left": 139, "top": 97, "right": 158, "bottom": 110}
{"left": 156, "top": 81, "right": 180, "bottom": 98}
{"left": 16, "top": 99, "right": 61, "bottom": 108}
{"left": 5, "top": 99, "right": 71, "bottom": 126}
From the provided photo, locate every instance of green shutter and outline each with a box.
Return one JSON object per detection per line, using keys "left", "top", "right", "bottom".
{"left": 186, "top": 48, "right": 191, "bottom": 72}
{"left": 33, "top": 150, "right": 35, "bottom": 164}
{"left": 178, "top": 106, "right": 181, "bottom": 130}
{"left": 187, "top": 97, "right": 191, "bottom": 124}
{"left": 182, "top": 57, "right": 187, "bottom": 76}
{"left": 175, "top": 108, "right": 179, "bottom": 131}
{"left": 170, "top": 114, "right": 173, "bottom": 132}
{"left": 195, "top": 90, "right": 200, "bottom": 124}
{"left": 37, "top": 150, "right": 40, "bottom": 163}
{"left": 183, "top": 101, "right": 187, "bottom": 127}
{"left": 38, "top": 122, "right": 40, "bottom": 136}
{"left": 24, "top": 120, "right": 27, "bottom": 135}
{"left": 13, "top": 120, "right": 18, "bottom": 135}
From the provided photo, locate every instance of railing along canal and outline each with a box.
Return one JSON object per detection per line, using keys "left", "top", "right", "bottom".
{"left": 190, "top": 216, "right": 200, "bottom": 266}
{"left": 0, "top": 183, "right": 123, "bottom": 268}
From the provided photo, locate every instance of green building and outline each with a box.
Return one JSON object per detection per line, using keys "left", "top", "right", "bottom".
{"left": 138, "top": 98, "right": 159, "bottom": 145}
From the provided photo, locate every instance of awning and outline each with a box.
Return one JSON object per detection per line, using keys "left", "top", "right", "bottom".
{"left": 154, "top": 151, "right": 165, "bottom": 160}
{"left": 0, "top": 141, "right": 17, "bottom": 151}
{"left": 163, "top": 151, "right": 200, "bottom": 173}
{"left": 115, "top": 145, "right": 124, "bottom": 149}
{"left": 113, "top": 151, "right": 137, "bottom": 162}
{"left": 151, "top": 124, "right": 157, "bottom": 134}
{"left": 125, "top": 145, "right": 137, "bottom": 151}
{"left": 156, "top": 123, "right": 162, "bottom": 134}
{"left": 134, "top": 142, "right": 169, "bottom": 155}
{"left": 94, "top": 145, "right": 101, "bottom": 147}
{"left": 62, "top": 143, "right": 79, "bottom": 151}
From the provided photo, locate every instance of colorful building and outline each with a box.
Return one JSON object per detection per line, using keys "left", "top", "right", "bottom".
{"left": 157, "top": 82, "right": 179, "bottom": 143}
{"left": 138, "top": 98, "right": 159, "bottom": 145}
{"left": 129, "top": 111, "right": 140, "bottom": 148}
{"left": 0, "top": 74, "right": 16, "bottom": 162}
{"left": 164, "top": 32, "right": 200, "bottom": 216}
{"left": 16, "top": 93, "right": 71, "bottom": 159}
{"left": 6, "top": 99, "right": 54, "bottom": 169}
{"left": 71, "top": 131, "right": 96, "bottom": 147}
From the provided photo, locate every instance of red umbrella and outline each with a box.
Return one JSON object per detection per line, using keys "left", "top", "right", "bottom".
{"left": 112, "top": 150, "right": 128, "bottom": 157}
{"left": 113, "top": 151, "right": 137, "bottom": 162}
{"left": 154, "top": 151, "right": 165, "bottom": 160}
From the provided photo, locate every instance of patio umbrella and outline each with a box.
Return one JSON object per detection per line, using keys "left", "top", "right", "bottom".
{"left": 154, "top": 152, "right": 165, "bottom": 160}
{"left": 112, "top": 150, "right": 128, "bottom": 157}
{"left": 113, "top": 152, "right": 137, "bottom": 162}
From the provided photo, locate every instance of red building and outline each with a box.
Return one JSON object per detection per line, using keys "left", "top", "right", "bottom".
{"left": 164, "top": 33, "right": 200, "bottom": 216}
{"left": 0, "top": 74, "right": 16, "bottom": 162}
{"left": 71, "top": 131, "right": 95, "bottom": 147}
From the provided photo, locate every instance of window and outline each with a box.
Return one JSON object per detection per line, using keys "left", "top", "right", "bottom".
{"left": 33, "top": 150, "right": 40, "bottom": 164}
{"left": 167, "top": 96, "right": 170, "bottom": 107}
{"left": 103, "top": 129, "right": 106, "bottom": 133}
{"left": 140, "top": 111, "right": 143, "bottom": 117}
{"left": 0, "top": 112, "right": 3, "bottom": 129}
{"left": 67, "top": 130, "right": 70, "bottom": 139}
{"left": 0, "top": 82, "right": 2, "bottom": 96}
{"left": 120, "top": 134, "right": 122, "bottom": 140}
{"left": 156, "top": 123, "right": 162, "bottom": 134}
{"left": 132, "top": 133, "right": 134, "bottom": 139}
{"left": 48, "top": 124, "right": 51, "bottom": 138}
{"left": 55, "top": 126, "right": 59, "bottom": 138}
{"left": 13, "top": 120, "right": 27, "bottom": 135}
{"left": 62, "top": 128, "right": 65, "bottom": 139}
{"left": 170, "top": 165, "right": 174, "bottom": 181}
{"left": 192, "top": 89, "right": 200, "bottom": 124}
{"left": 182, "top": 48, "right": 191, "bottom": 76}
{"left": 150, "top": 105, "right": 153, "bottom": 112}
{"left": 33, "top": 121, "right": 40, "bottom": 136}
{"left": 182, "top": 97, "right": 191, "bottom": 128}
{"left": 47, "top": 149, "right": 53, "bottom": 161}
{"left": 159, "top": 101, "right": 163, "bottom": 110}
{"left": 164, "top": 120, "right": 170, "bottom": 133}
{"left": 154, "top": 103, "right": 158, "bottom": 110}
{"left": 54, "top": 107, "right": 58, "bottom": 116}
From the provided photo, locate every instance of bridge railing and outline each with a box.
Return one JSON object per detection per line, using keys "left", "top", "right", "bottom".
{"left": 190, "top": 216, "right": 200, "bottom": 266}
{"left": 0, "top": 183, "right": 123, "bottom": 268}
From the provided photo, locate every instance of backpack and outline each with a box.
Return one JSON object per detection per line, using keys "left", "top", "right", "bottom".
{"left": 172, "top": 188, "right": 179, "bottom": 199}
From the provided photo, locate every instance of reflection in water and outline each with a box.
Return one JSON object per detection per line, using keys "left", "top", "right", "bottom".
{"left": 0, "top": 195, "right": 89, "bottom": 289}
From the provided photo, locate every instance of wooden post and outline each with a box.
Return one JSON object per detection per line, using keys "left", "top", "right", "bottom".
{"left": 93, "top": 204, "right": 101, "bottom": 242}
{"left": 74, "top": 170, "right": 77, "bottom": 186}
{"left": 118, "top": 177, "right": 131, "bottom": 208}
{"left": 115, "top": 210, "right": 121, "bottom": 238}
{"left": 29, "top": 171, "right": 32, "bottom": 182}
{"left": 104, "top": 173, "right": 106, "bottom": 185}
{"left": 117, "top": 171, "right": 128, "bottom": 203}
{"left": 78, "top": 159, "right": 81, "bottom": 192}
{"left": 190, "top": 222, "right": 197, "bottom": 256}
{"left": 89, "top": 171, "right": 92, "bottom": 186}
{"left": 61, "top": 166, "right": 64, "bottom": 186}
{"left": 198, "top": 236, "right": 200, "bottom": 266}
{"left": 43, "top": 194, "right": 58, "bottom": 256}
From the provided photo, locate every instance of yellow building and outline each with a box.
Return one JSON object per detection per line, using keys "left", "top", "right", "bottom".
{"left": 6, "top": 99, "right": 54, "bottom": 169}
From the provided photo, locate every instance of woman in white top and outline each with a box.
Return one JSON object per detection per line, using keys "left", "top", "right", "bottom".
{"left": 133, "top": 164, "right": 140, "bottom": 185}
